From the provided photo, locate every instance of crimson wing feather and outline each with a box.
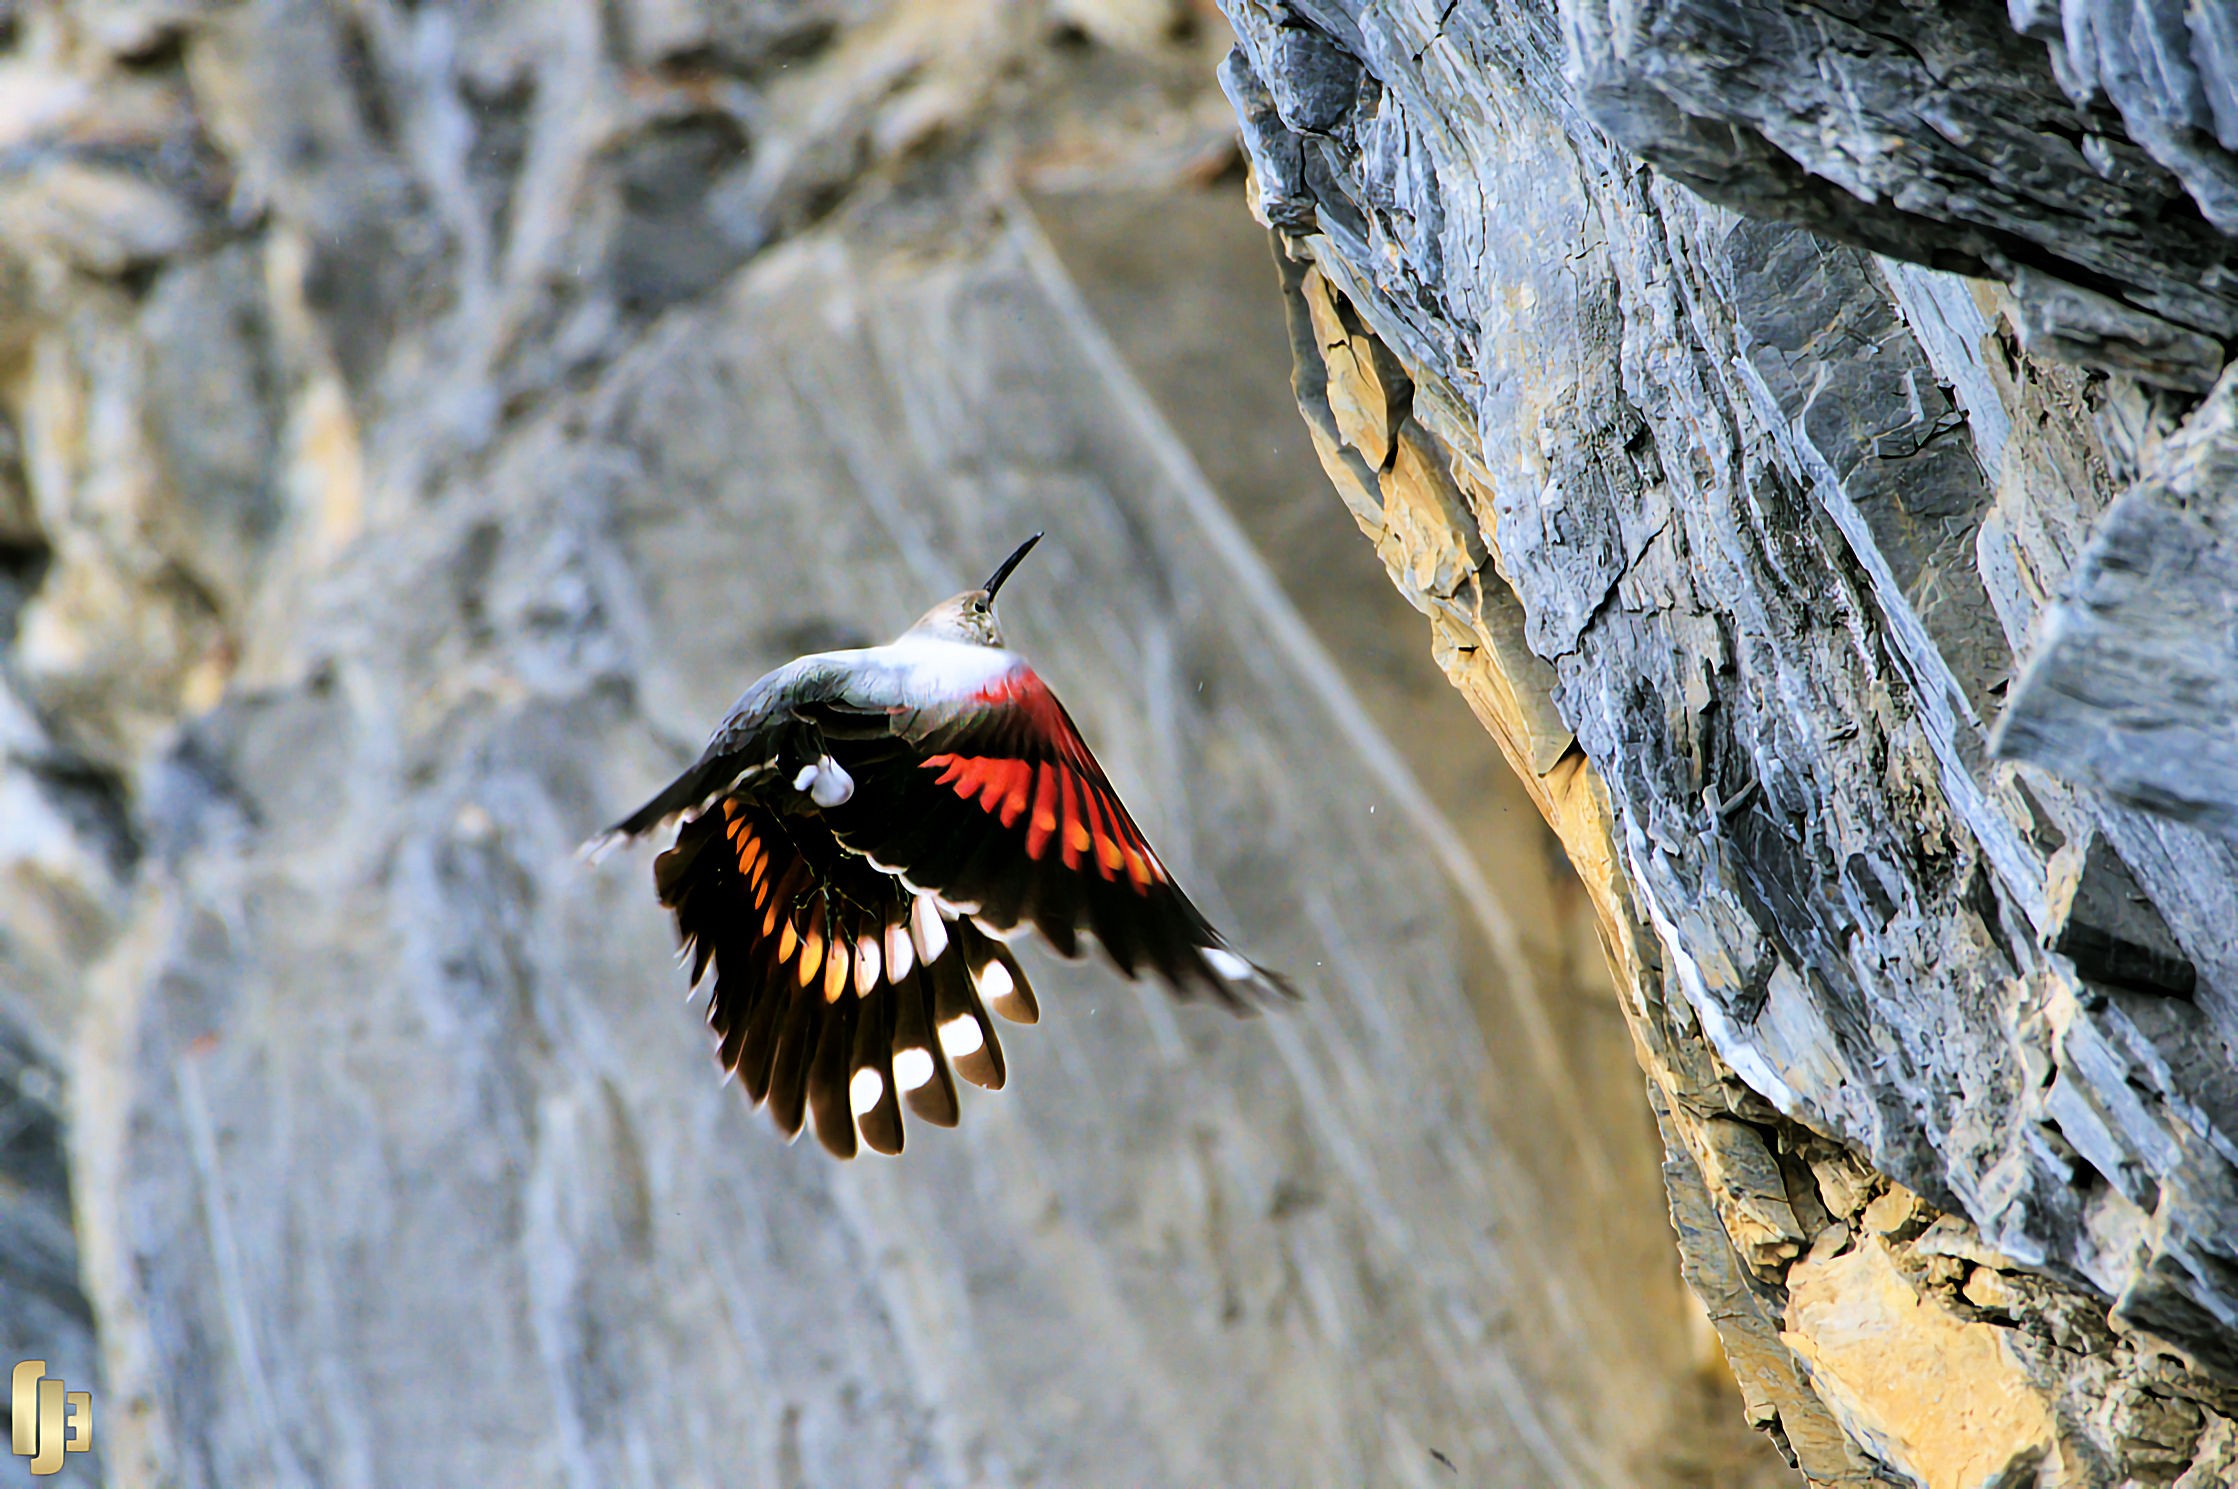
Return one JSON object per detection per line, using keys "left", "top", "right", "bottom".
{"left": 820, "top": 667, "right": 1289, "bottom": 1008}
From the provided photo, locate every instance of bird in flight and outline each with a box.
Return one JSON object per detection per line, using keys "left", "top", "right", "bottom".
{"left": 587, "top": 534, "right": 1290, "bottom": 1158}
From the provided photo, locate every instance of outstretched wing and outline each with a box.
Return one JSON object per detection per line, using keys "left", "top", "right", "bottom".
{"left": 580, "top": 653, "right": 860, "bottom": 858}
{"left": 818, "top": 666, "right": 1290, "bottom": 1008}
{"left": 658, "top": 798, "right": 1039, "bottom": 1158}
{"left": 590, "top": 642, "right": 1289, "bottom": 1158}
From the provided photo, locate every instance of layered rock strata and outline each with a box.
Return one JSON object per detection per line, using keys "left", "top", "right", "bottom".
{"left": 1220, "top": 1, "right": 2238, "bottom": 1483}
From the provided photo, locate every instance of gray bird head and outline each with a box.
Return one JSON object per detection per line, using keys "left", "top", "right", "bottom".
{"left": 902, "top": 532, "right": 1042, "bottom": 648}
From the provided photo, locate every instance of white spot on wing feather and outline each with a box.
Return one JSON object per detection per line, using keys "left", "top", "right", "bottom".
{"left": 894, "top": 1047, "right": 935, "bottom": 1091}
{"left": 885, "top": 922, "right": 915, "bottom": 981}
{"left": 938, "top": 1015, "right": 985, "bottom": 1057}
{"left": 911, "top": 894, "right": 949, "bottom": 963}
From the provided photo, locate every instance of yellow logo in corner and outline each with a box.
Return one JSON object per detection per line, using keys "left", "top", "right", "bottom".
{"left": 9, "top": 1362, "right": 90, "bottom": 1476}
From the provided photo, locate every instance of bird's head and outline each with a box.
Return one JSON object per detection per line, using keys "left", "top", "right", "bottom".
{"left": 902, "top": 532, "right": 1042, "bottom": 648}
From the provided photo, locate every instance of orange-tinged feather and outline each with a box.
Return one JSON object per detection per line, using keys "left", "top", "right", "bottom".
{"left": 1082, "top": 790, "right": 1120, "bottom": 880}
{"left": 1027, "top": 764, "right": 1059, "bottom": 860}
{"left": 1058, "top": 770, "right": 1086, "bottom": 868}
{"left": 1000, "top": 760, "right": 1031, "bottom": 827}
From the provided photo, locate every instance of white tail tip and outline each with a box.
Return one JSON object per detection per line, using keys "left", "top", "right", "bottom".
{"left": 1204, "top": 947, "right": 1253, "bottom": 982}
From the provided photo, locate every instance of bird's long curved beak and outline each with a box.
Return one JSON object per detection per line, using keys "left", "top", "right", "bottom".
{"left": 981, "top": 532, "right": 1044, "bottom": 600}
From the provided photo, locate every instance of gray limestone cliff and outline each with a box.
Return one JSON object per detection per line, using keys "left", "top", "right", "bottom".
{"left": 13, "top": 0, "right": 2238, "bottom": 1484}
{"left": 1217, "top": 0, "right": 2238, "bottom": 1484}
{"left": 0, "top": 3, "right": 1782, "bottom": 1487}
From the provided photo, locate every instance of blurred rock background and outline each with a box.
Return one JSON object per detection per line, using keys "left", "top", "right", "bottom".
{"left": 0, "top": 2, "right": 1788, "bottom": 1486}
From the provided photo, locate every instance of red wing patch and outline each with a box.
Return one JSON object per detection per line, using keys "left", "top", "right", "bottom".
{"left": 919, "top": 671, "right": 1168, "bottom": 894}
{"left": 929, "top": 755, "right": 1035, "bottom": 829}
{"left": 975, "top": 668, "right": 1099, "bottom": 771}
{"left": 819, "top": 665, "right": 1287, "bottom": 1007}
{"left": 923, "top": 754, "right": 1168, "bottom": 892}
{"left": 1027, "top": 763, "right": 1060, "bottom": 861}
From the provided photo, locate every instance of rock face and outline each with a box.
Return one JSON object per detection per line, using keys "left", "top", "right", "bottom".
{"left": 0, "top": 4, "right": 1789, "bottom": 1488}
{"left": 17, "top": 0, "right": 2238, "bottom": 1481}
{"left": 1997, "top": 371, "right": 2238, "bottom": 833}
{"left": 1219, "top": 0, "right": 2238, "bottom": 1484}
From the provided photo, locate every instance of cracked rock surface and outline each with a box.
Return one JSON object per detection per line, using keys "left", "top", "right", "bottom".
{"left": 1222, "top": 0, "right": 2238, "bottom": 1484}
